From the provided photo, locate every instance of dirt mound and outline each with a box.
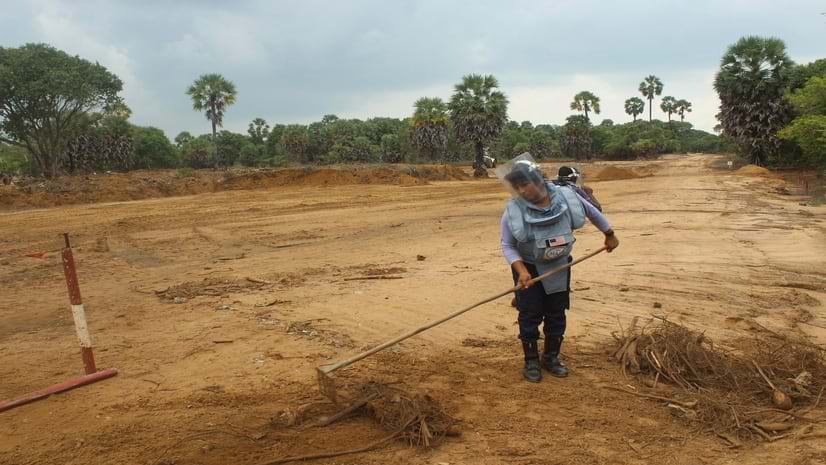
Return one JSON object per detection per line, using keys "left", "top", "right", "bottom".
{"left": 735, "top": 165, "right": 774, "bottom": 177}
{"left": 0, "top": 164, "right": 470, "bottom": 210}
{"left": 590, "top": 166, "right": 644, "bottom": 182}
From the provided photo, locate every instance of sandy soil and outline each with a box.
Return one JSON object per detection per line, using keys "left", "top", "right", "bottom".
{"left": 1, "top": 154, "right": 825, "bottom": 465}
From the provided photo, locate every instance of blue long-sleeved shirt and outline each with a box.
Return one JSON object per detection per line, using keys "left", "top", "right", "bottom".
{"left": 500, "top": 193, "right": 611, "bottom": 265}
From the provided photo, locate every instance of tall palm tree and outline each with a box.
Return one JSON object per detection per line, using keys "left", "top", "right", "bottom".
{"left": 410, "top": 97, "right": 449, "bottom": 161}
{"left": 660, "top": 96, "right": 677, "bottom": 122}
{"left": 448, "top": 74, "right": 509, "bottom": 177}
{"left": 624, "top": 97, "right": 645, "bottom": 122}
{"left": 186, "top": 73, "right": 237, "bottom": 166}
{"left": 570, "top": 91, "right": 601, "bottom": 122}
{"left": 713, "top": 36, "right": 794, "bottom": 165}
{"left": 638, "top": 75, "right": 664, "bottom": 122}
{"left": 675, "top": 99, "right": 692, "bottom": 122}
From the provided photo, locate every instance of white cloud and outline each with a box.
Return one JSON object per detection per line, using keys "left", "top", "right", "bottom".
{"left": 30, "top": 0, "right": 166, "bottom": 128}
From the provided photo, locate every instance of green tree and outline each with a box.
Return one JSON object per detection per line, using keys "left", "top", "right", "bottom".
{"left": 132, "top": 127, "right": 179, "bottom": 169}
{"left": 779, "top": 76, "right": 826, "bottom": 166}
{"left": 660, "top": 96, "right": 678, "bottom": 122}
{"left": 789, "top": 59, "right": 826, "bottom": 91}
{"left": 186, "top": 73, "right": 237, "bottom": 166}
{"left": 215, "top": 130, "right": 247, "bottom": 165}
{"left": 0, "top": 43, "right": 124, "bottom": 177}
{"left": 411, "top": 97, "right": 449, "bottom": 161}
{"left": 281, "top": 124, "right": 310, "bottom": 162}
{"left": 0, "top": 143, "right": 30, "bottom": 174}
{"left": 174, "top": 131, "right": 194, "bottom": 148}
{"left": 675, "top": 99, "right": 692, "bottom": 122}
{"left": 638, "top": 75, "right": 664, "bottom": 122}
{"left": 247, "top": 117, "right": 270, "bottom": 145}
{"left": 239, "top": 141, "right": 266, "bottom": 166}
{"left": 713, "top": 36, "right": 795, "bottom": 165}
{"left": 570, "top": 91, "right": 601, "bottom": 122}
{"left": 448, "top": 74, "right": 509, "bottom": 176}
{"left": 624, "top": 97, "right": 645, "bottom": 122}
{"left": 787, "top": 76, "right": 826, "bottom": 114}
{"left": 181, "top": 137, "right": 213, "bottom": 169}
{"left": 381, "top": 134, "right": 403, "bottom": 163}
{"left": 560, "top": 115, "right": 592, "bottom": 161}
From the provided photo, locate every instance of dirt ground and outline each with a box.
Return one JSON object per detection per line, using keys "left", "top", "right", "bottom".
{"left": 1, "top": 154, "right": 825, "bottom": 465}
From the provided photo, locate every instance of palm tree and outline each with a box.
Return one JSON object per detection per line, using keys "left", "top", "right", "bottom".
{"left": 448, "top": 74, "right": 509, "bottom": 177}
{"left": 660, "top": 96, "right": 677, "bottom": 122}
{"left": 713, "top": 36, "right": 795, "bottom": 165}
{"left": 570, "top": 91, "right": 601, "bottom": 122}
{"left": 638, "top": 75, "right": 664, "bottom": 122}
{"left": 624, "top": 97, "right": 645, "bottom": 122}
{"left": 410, "top": 97, "right": 449, "bottom": 161}
{"left": 675, "top": 99, "right": 692, "bottom": 122}
{"left": 186, "top": 73, "right": 237, "bottom": 166}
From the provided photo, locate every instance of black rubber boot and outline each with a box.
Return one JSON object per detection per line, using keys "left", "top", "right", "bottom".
{"left": 541, "top": 336, "right": 569, "bottom": 378}
{"left": 522, "top": 341, "right": 542, "bottom": 383}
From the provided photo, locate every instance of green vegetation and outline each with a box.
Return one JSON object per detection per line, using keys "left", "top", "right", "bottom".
{"left": 0, "top": 43, "right": 124, "bottom": 177}
{"left": 448, "top": 74, "right": 509, "bottom": 177}
{"left": 779, "top": 76, "right": 826, "bottom": 166}
{"left": 639, "top": 75, "right": 664, "bottom": 122}
{"left": 186, "top": 73, "right": 237, "bottom": 166}
{"left": 570, "top": 91, "right": 600, "bottom": 123}
{"left": 624, "top": 97, "right": 645, "bottom": 122}
{"left": 5, "top": 37, "right": 825, "bottom": 178}
{"left": 411, "top": 97, "right": 449, "bottom": 162}
{"left": 713, "top": 36, "right": 794, "bottom": 166}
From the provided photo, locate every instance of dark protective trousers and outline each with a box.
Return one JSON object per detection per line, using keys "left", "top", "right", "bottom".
{"left": 511, "top": 259, "right": 571, "bottom": 341}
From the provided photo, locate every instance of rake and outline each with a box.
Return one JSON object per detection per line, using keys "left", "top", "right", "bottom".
{"left": 316, "top": 246, "right": 608, "bottom": 403}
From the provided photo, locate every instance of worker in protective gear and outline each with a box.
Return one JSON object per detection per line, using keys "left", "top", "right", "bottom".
{"left": 498, "top": 154, "right": 618, "bottom": 382}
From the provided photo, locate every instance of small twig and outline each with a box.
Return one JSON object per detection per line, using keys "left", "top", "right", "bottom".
{"left": 317, "top": 393, "right": 379, "bottom": 427}
{"left": 731, "top": 406, "right": 740, "bottom": 430}
{"left": 260, "top": 417, "right": 415, "bottom": 465}
{"left": 151, "top": 430, "right": 259, "bottom": 465}
{"left": 343, "top": 276, "right": 404, "bottom": 281}
{"left": 742, "top": 408, "right": 816, "bottom": 422}
{"left": 749, "top": 425, "right": 772, "bottom": 441}
{"left": 602, "top": 385, "right": 698, "bottom": 408}
{"left": 751, "top": 360, "right": 777, "bottom": 390}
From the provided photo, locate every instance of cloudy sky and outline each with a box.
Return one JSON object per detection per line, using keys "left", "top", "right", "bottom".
{"left": 1, "top": 0, "right": 824, "bottom": 136}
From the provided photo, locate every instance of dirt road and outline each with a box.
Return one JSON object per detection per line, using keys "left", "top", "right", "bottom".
{"left": 2, "top": 154, "right": 825, "bottom": 465}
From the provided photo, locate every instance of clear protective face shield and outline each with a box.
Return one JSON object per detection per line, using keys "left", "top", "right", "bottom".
{"left": 494, "top": 152, "right": 547, "bottom": 198}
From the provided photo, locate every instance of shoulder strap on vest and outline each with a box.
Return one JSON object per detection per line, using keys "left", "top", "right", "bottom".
{"left": 505, "top": 200, "right": 528, "bottom": 242}
{"left": 558, "top": 185, "right": 586, "bottom": 230}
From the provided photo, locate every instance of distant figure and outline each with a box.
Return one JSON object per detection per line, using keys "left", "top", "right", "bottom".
{"left": 553, "top": 166, "right": 602, "bottom": 212}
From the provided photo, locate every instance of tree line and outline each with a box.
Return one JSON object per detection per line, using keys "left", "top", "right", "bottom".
{"left": 2, "top": 37, "right": 823, "bottom": 178}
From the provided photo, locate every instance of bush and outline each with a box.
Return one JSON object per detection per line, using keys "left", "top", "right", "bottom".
{"left": 176, "top": 167, "right": 194, "bottom": 178}
{"left": 181, "top": 138, "right": 213, "bottom": 168}
{"left": 132, "top": 126, "right": 179, "bottom": 169}
{"left": 631, "top": 138, "right": 657, "bottom": 157}
{"left": 0, "top": 143, "right": 31, "bottom": 174}
{"left": 239, "top": 142, "right": 266, "bottom": 166}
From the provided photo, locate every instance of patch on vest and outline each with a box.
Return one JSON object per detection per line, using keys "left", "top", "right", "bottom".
{"left": 540, "top": 235, "right": 571, "bottom": 261}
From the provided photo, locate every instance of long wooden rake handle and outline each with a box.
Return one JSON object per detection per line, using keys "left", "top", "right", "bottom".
{"left": 318, "top": 246, "right": 608, "bottom": 376}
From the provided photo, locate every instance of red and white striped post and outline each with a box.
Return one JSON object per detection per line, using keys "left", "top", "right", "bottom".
{"left": 62, "top": 233, "right": 97, "bottom": 374}
{"left": 0, "top": 233, "right": 117, "bottom": 413}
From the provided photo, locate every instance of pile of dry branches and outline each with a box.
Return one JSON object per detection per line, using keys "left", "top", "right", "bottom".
{"left": 265, "top": 383, "right": 457, "bottom": 464}
{"left": 363, "top": 383, "right": 458, "bottom": 448}
{"left": 611, "top": 317, "right": 825, "bottom": 443}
